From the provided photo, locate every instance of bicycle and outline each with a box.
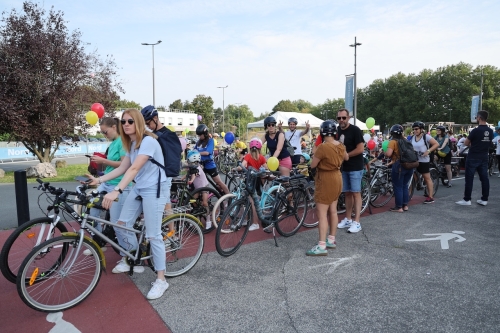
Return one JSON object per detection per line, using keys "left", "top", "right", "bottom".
{"left": 369, "top": 164, "right": 394, "bottom": 208}
{"left": 15, "top": 182, "right": 203, "bottom": 312}
{"left": 215, "top": 165, "right": 309, "bottom": 257}
{"left": 408, "top": 165, "right": 439, "bottom": 200}
{"left": 336, "top": 174, "right": 371, "bottom": 215}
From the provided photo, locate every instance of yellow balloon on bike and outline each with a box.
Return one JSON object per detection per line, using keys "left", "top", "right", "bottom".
{"left": 267, "top": 157, "right": 279, "bottom": 171}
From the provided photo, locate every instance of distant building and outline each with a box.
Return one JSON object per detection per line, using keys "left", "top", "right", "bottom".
{"left": 114, "top": 108, "right": 198, "bottom": 134}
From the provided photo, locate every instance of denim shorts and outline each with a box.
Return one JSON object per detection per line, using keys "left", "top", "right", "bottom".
{"left": 342, "top": 170, "right": 364, "bottom": 193}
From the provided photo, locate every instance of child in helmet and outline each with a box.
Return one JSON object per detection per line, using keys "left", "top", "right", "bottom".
{"left": 183, "top": 150, "right": 212, "bottom": 229}
{"left": 296, "top": 153, "right": 310, "bottom": 179}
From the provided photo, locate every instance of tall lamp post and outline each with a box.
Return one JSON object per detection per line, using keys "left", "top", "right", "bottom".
{"left": 349, "top": 37, "right": 362, "bottom": 126}
{"left": 141, "top": 40, "right": 162, "bottom": 106}
{"left": 217, "top": 85, "right": 228, "bottom": 131}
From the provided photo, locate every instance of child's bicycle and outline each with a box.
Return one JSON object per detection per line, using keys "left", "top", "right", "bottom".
{"left": 9, "top": 180, "right": 204, "bottom": 312}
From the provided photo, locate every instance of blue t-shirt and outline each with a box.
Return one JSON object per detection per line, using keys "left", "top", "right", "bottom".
{"left": 195, "top": 138, "right": 216, "bottom": 169}
{"left": 467, "top": 125, "right": 494, "bottom": 160}
{"left": 126, "top": 136, "right": 166, "bottom": 189}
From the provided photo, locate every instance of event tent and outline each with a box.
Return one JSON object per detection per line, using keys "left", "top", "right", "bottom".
{"left": 246, "top": 111, "right": 324, "bottom": 129}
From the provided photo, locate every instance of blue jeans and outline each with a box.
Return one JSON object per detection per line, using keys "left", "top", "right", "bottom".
{"left": 391, "top": 161, "right": 413, "bottom": 208}
{"left": 463, "top": 157, "right": 489, "bottom": 201}
{"left": 342, "top": 170, "right": 364, "bottom": 192}
{"left": 90, "top": 183, "right": 131, "bottom": 256}
{"left": 118, "top": 182, "right": 169, "bottom": 271}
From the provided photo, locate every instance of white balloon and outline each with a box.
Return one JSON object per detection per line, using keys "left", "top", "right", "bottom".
{"left": 363, "top": 133, "right": 371, "bottom": 142}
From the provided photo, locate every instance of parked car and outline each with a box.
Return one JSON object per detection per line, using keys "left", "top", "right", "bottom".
{"left": 78, "top": 136, "right": 87, "bottom": 142}
{"left": 60, "top": 136, "right": 72, "bottom": 145}
{"left": 98, "top": 138, "right": 107, "bottom": 142}
{"left": 88, "top": 137, "right": 99, "bottom": 142}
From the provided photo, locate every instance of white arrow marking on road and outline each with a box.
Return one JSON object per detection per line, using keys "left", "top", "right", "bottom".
{"left": 406, "top": 231, "right": 465, "bottom": 250}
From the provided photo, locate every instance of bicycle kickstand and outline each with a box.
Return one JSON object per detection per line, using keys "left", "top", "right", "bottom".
{"left": 272, "top": 226, "right": 278, "bottom": 247}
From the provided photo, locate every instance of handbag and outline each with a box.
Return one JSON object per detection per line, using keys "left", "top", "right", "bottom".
{"left": 283, "top": 131, "right": 295, "bottom": 157}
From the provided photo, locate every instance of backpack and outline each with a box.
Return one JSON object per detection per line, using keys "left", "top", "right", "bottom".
{"left": 88, "top": 151, "right": 107, "bottom": 177}
{"left": 397, "top": 139, "right": 419, "bottom": 169}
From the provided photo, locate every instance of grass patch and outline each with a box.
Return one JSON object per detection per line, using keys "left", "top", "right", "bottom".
{"left": 0, "top": 164, "right": 89, "bottom": 184}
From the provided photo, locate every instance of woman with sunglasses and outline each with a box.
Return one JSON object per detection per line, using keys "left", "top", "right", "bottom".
{"left": 86, "top": 109, "right": 170, "bottom": 300}
{"left": 262, "top": 116, "right": 292, "bottom": 176}
{"left": 86, "top": 118, "right": 136, "bottom": 266}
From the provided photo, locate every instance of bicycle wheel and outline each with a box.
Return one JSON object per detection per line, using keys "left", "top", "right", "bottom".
{"left": 212, "top": 193, "right": 236, "bottom": 231}
{"left": 302, "top": 183, "right": 318, "bottom": 228}
{"left": 260, "top": 185, "right": 283, "bottom": 218}
{"left": 152, "top": 214, "right": 204, "bottom": 277}
{"left": 337, "top": 193, "right": 346, "bottom": 214}
{"left": 360, "top": 177, "right": 371, "bottom": 215}
{"left": 189, "top": 187, "right": 220, "bottom": 233}
{"left": 274, "top": 187, "right": 307, "bottom": 237}
{"left": 370, "top": 175, "right": 393, "bottom": 208}
{"left": 426, "top": 168, "right": 439, "bottom": 196}
{"left": 1, "top": 217, "right": 68, "bottom": 284}
{"left": 215, "top": 198, "right": 251, "bottom": 257}
{"left": 17, "top": 235, "right": 102, "bottom": 312}
{"left": 408, "top": 175, "right": 416, "bottom": 201}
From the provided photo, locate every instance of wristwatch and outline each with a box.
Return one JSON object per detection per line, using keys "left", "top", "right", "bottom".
{"left": 114, "top": 186, "right": 123, "bottom": 194}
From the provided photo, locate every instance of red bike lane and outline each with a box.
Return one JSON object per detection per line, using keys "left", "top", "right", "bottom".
{"left": 0, "top": 195, "right": 424, "bottom": 333}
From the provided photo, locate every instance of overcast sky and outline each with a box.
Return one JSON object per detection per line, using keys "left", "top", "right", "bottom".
{"left": 3, "top": 0, "right": 500, "bottom": 115}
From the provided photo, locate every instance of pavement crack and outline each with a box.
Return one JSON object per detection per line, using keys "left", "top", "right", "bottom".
{"left": 281, "top": 257, "right": 299, "bottom": 333}
{"left": 361, "top": 228, "right": 370, "bottom": 243}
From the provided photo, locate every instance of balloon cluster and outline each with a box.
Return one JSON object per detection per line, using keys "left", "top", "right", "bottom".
{"left": 85, "top": 103, "right": 105, "bottom": 125}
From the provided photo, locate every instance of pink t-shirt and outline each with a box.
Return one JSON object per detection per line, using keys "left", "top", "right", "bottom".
{"left": 191, "top": 165, "right": 209, "bottom": 189}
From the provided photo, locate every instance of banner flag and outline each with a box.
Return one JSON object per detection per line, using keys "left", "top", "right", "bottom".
{"left": 470, "top": 95, "right": 480, "bottom": 123}
{"left": 345, "top": 76, "right": 354, "bottom": 116}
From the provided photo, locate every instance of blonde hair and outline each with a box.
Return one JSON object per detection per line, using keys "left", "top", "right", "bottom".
{"left": 250, "top": 147, "right": 262, "bottom": 161}
{"left": 120, "top": 109, "right": 157, "bottom": 153}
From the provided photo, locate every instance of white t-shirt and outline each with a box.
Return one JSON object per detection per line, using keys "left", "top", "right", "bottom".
{"left": 411, "top": 134, "right": 433, "bottom": 163}
{"left": 457, "top": 137, "right": 466, "bottom": 148}
{"left": 493, "top": 136, "right": 500, "bottom": 155}
{"left": 126, "top": 136, "right": 166, "bottom": 189}
{"left": 285, "top": 130, "right": 302, "bottom": 155}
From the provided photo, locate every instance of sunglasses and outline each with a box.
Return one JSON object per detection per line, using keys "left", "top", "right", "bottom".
{"left": 267, "top": 124, "right": 276, "bottom": 128}
{"left": 121, "top": 119, "right": 134, "bottom": 125}
{"left": 337, "top": 116, "right": 347, "bottom": 120}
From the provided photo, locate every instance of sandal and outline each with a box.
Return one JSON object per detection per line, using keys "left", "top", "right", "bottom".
{"left": 389, "top": 207, "right": 403, "bottom": 213}
{"left": 403, "top": 206, "right": 409, "bottom": 212}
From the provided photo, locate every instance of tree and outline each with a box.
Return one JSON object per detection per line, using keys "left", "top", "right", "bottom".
{"left": 311, "top": 98, "right": 345, "bottom": 120}
{"left": 169, "top": 99, "right": 183, "bottom": 110}
{"left": 213, "top": 107, "right": 223, "bottom": 133}
{"left": 191, "top": 95, "right": 214, "bottom": 129}
{"left": 292, "top": 99, "right": 314, "bottom": 113}
{"left": 272, "top": 100, "right": 299, "bottom": 113}
{"left": 116, "top": 99, "right": 141, "bottom": 110}
{"left": 224, "top": 104, "right": 254, "bottom": 137}
{"left": 0, "top": 2, "right": 122, "bottom": 162}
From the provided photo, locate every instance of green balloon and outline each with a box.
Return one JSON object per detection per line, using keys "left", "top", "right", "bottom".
{"left": 382, "top": 140, "right": 389, "bottom": 152}
{"left": 366, "top": 117, "right": 375, "bottom": 129}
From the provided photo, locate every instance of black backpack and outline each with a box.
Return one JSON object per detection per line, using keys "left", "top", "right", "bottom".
{"left": 397, "top": 139, "right": 419, "bottom": 169}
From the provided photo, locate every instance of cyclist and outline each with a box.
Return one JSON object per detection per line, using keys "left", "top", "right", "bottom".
{"left": 296, "top": 153, "right": 310, "bottom": 179}
{"left": 87, "top": 108, "right": 170, "bottom": 300}
{"left": 306, "top": 120, "right": 348, "bottom": 256}
{"left": 494, "top": 127, "right": 500, "bottom": 177}
{"left": 234, "top": 137, "right": 248, "bottom": 160}
{"left": 410, "top": 121, "right": 440, "bottom": 201}
{"left": 385, "top": 124, "right": 413, "bottom": 213}
{"left": 262, "top": 116, "right": 292, "bottom": 176}
{"left": 434, "top": 125, "right": 453, "bottom": 187}
{"left": 277, "top": 117, "right": 310, "bottom": 166}
{"left": 194, "top": 124, "right": 230, "bottom": 195}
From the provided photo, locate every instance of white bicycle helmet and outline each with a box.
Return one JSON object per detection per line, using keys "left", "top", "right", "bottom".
{"left": 187, "top": 150, "right": 201, "bottom": 163}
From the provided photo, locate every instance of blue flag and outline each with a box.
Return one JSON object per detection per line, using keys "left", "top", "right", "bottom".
{"left": 345, "top": 76, "right": 354, "bottom": 116}
{"left": 470, "top": 95, "right": 479, "bottom": 123}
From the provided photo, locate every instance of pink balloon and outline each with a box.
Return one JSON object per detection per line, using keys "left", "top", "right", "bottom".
{"left": 197, "top": 115, "right": 202, "bottom": 121}
{"left": 178, "top": 137, "right": 187, "bottom": 151}
{"left": 367, "top": 140, "right": 376, "bottom": 150}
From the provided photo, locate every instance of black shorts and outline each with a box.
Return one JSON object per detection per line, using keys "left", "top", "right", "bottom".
{"left": 240, "top": 148, "right": 248, "bottom": 155}
{"left": 442, "top": 152, "right": 452, "bottom": 165}
{"left": 204, "top": 167, "right": 219, "bottom": 178}
{"left": 417, "top": 162, "right": 430, "bottom": 174}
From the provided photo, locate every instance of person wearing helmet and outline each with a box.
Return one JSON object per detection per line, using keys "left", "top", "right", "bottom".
{"left": 434, "top": 125, "right": 453, "bottom": 187}
{"left": 306, "top": 120, "right": 348, "bottom": 256}
{"left": 182, "top": 150, "right": 212, "bottom": 229}
{"left": 335, "top": 109, "right": 365, "bottom": 234}
{"left": 234, "top": 137, "right": 247, "bottom": 160}
{"left": 296, "top": 153, "right": 311, "bottom": 178}
{"left": 194, "top": 124, "right": 230, "bottom": 195}
{"left": 262, "top": 116, "right": 292, "bottom": 176}
{"left": 141, "top": 105, "right": 159, "bottom": 131}
{"left": 277, "top": 117, "right": 311, "bottom": 166}
{"left": 410, "top": 121, "right": 439, "bottom": 203}
{"left": 384, "top": 124, "right": 413, "bottom": 213}
{"left": 493, "top": 126, "right": 500, "bottom": 177}
{"left": 456, "top": 110, "right": 494, "bottom": 205}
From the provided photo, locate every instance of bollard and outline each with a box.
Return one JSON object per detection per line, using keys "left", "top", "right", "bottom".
{"left": 14, "top": 170, "right": 30, "bottom": 226}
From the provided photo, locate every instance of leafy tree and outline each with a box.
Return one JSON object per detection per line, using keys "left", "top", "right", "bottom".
{"left": 169, "top": 99, "right": 183, "bottom": 110}
{"left": 311, "top": 98, "right": 345, "bottom": 120}
{"left": 183, "top": 100, "right": 194, "bottom": 111}
{"left": 213, "top": 107, "right": 223, "bottom": 133}
{"left": 116, "top": 99, "right": 141, "bottom": 110}
{"left": 191, "top": 94, "right": 214, "bottom": 129}
{"left": 224, "top": 104, "right": 254, "bottom": 137}
{"left": 292, "top": 99, "right": 314, "bottom": 113}
{"left": 272, "top": 100, "right": 299, "bottom": 113}
{"left": 0, "top": 1, "right": 122, "bottom": 162}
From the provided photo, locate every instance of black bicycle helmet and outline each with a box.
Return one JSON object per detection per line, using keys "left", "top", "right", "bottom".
{"left": 390, "top": 124, "right": 404, "bottom": 136}
{"left": 141, "top": 105, "right": 158, "bottom": 121}
{"left": 264, "top": 116, "right": 277, "bottom": 129}
{"left": 288, "top": 117, "right": 298, "bottom": 125}
{"left": 436, "top": 125, "right": 446, "bottom": 132}
{"left": 196, "top": 124, "right": 209, "bottom": 136}
{"left": 320, "top": 120, "right": 338, "bottom": 138}
{"left": 412, "top": 121, "right": 425, "bottom": 129}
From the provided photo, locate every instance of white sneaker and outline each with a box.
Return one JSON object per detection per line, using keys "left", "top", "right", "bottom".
{"left": 83, "top": 246, "right": 107, "bottom": 256}
{"left": 455, "top": 200, "right": 471, "bottom": 206}
{"left": 497, "top": 174, "right": 500, "bottom": 178}
{"left": 147, "top": 279, "right": 169, "bottom": 300}
{"left": 347, "top": 221, "right": 362, "bottom": 233}
{"left": 337, "top": 218, "right": 352, "bottom": 229}
{"left": 112, "top": 257, "right": 145, "bottom": 274}
{"left": 476, "top": 199, "right": 488, "bottom": 206}
{"left": 249, "top": 224, "right": 260, "bottom": 231}
{"left": 205, "top": 220, "right": 212, "bottom": 230}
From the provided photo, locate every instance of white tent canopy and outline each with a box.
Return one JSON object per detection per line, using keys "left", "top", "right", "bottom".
{"left": 246, "top": 111, "right": 324, "bottom": 129}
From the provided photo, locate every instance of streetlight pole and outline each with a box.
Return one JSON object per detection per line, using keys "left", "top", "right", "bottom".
{"left": 141, "top": 40, "right": 162, "bottom": 106}
{"left": 479, "top": 68, "right": 485, "bottom": 110}
{"left": 217, "top": 85, "right": 228, "bottom": 131}
{"left": 349, "top": 37, "right": 362, "bottom": 126}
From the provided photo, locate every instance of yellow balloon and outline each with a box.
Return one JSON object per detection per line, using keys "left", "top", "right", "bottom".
{"left": 221, "top": 132, "right": 226, "bottom": 137}
{"left": 166, "top": 125, "right": 175, "bottom": 132}
{"left": 267, "top": 156, "right": 279, "bottom": 171}
{"left": 85, "top": 111, "right": 98, "bottom": 125}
